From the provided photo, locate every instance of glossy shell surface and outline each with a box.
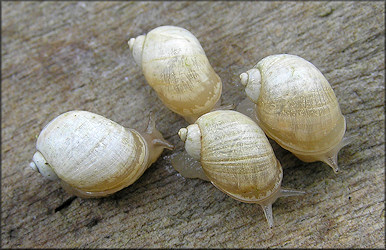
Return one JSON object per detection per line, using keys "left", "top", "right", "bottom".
{"left": 129, "top": 26, "right": 222, "bottom": 121}
{"left": 35, "top": 110, "right": 148, "bottom": 193}
{"left": 195, "top": 110, "right": 282, "bottom": 202}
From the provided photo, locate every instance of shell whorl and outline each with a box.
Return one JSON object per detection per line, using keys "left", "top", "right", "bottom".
{"left": 194, "top": 110, "right": 282, "bottom": 202}
{"left": 129, "top": 26, "right": 222, "bottom": 121}
{"left": 178, "top": 110, "right": 306, "bottom": 227}
{"left": 34, "top": 110, "right": 148, "bottom": 194}
{"left": 248, "top": 54, "right": 346, "bottom": 156}
{"left": 128, "top": 35, "right": 145, "bottom": 66}
{"left": 240, "top": 68, "right": 262, "bottom": 103}
{"left": 30, "top": 151, "right": 59, "bottom": 180}
{"left": 178, "top": 128, "right": 188, "bottom": 142}
{"left": 179, "top": 124, "right": 201, "bottom": 161}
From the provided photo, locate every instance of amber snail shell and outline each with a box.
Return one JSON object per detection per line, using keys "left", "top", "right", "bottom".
{"left": 239, "top": 54, "right": 351, "bottom": 172}
{"left": 172, "top": 110, "right": 304, "bottom": 227}
{"left": 128, "top": 25, "right": 222, "bottom": 123}
{"left": 29, "top": 110, "right": 173, "bottom": 198}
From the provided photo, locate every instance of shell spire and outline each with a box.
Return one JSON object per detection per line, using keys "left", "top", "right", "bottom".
{"left": 173, "top": 110, "right": 305, "bottom": 227}
{"left": 178, "top": 124, "right": 201, "bottom": 161}
{"left": 240, "top": 54, "right": 350, "bottom": 172}
{"left": 240, "top": 68, "right": 262, "bottom": 103}
{"left": 128, "top": 35, "right": 145, "bottom": 65}
{"left": 128, "top": 26, "right": 222, "bottom": 123}
{"left": 29, "top": 151, "right": 58, "bottom": 181}
{"left": 29, "top": 110, "right": 172, "bottom": 198}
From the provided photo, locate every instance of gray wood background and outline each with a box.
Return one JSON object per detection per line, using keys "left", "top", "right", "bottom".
{"left": 2, "top": 1, "right": 384, "bottom": 248}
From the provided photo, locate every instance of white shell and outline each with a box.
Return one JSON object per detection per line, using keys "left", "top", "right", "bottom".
{"left": 32, "top": 110, "right": 148, "bottom": 194}
{"left": 30, "top": 151, "right": 58, "bottom": 180}
{"left": 128, "top": 25, "right": 222, "bottom": 123}
{"left": 178, "top": 124, "right": 201, "bottom": 161}
{"left": 29, "top": 110, "right": 173, "bottom": 197}
{"left": 240, "top": 68, "right": 261, "bottom": 103}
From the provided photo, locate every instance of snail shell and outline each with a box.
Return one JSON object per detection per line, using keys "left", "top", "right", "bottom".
{"left": 29, "top": 110, "right": 173, "bottom": 198}
{"left": 172, "top": 110, "right": 304, "bottom": 227}
{"left": 239, "top": 54, "right": 351, "bottom": 172}
{"left": 128, "top": 25, "right": 222, "bottom": 123}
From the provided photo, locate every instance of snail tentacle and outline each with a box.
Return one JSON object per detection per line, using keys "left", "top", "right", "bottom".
{"left": 261, "top": 203, "right": 274, "bottom": 228}
{"left": 176, "top": 110, "right": 303, "bottom": 228}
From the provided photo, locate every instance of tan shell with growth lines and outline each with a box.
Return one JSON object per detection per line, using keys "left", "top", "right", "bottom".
{"left": 173, "top": 110, "right": 304, "bottom": 227}
{"left": 240, "top": 54, "right": 350, "bottom": 172}
{"left": 128, "top": 25, "right": 222, "bottom": 123}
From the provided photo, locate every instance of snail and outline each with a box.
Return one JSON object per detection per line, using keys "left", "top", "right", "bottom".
{"left": 171, "top": 110, "right": 304, "bottom": 228}
{"left": 29, "top": 110, "right": 173, "bottom": 198}
{"left": 128, "top": 25, "right": 222, "bottom": 123}
{"left": 238, "top": 54, "right": 351, "bottom": 172}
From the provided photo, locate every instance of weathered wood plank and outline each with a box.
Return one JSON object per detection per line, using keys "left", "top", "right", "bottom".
{"left": 1, "top": 1, "right": 384, "bottom": 248}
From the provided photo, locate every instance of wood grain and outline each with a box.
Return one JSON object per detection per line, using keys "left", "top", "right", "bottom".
{"left": 1, "top": 1, "right": 384, "bottom": 248}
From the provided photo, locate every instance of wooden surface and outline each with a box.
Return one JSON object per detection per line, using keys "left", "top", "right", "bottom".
{"left": 1, "top": 1, "right": 384, "bottom": 248}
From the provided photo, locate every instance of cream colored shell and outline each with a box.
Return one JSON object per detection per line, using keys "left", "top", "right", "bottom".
{"left": 194, "top": 110, "right": 282, "bottom": 202}
{"left": 128, "top": 25, "right": 222, "bottom": 123}
{"left": 240, "top": 54, "right": 348, "bottom": 172}
{"left": 30, "top": 110, "right": 172, "bottom": 198}
{"left": 174, "top": 110, "right": 304, "bottom": 227}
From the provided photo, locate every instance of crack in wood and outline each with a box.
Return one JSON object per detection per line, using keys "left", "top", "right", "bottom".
{"left": 54, "top": 196, "right": 77, "bottom": 212}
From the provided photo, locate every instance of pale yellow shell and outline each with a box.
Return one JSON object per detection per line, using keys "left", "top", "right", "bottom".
{"left": 194, "top": 110, "right": 282, "bottom": 202}
{"left": 175, "top": 110, "right": 304, "bottom": 227}
{"left": 128, "top": 25, "right": 222, "bottom": 123}
{"left": 240, "top": 54, "right": 348, "bottom": 172}
{"left": 30, "top": 110, "right": 172, "bottom": 198}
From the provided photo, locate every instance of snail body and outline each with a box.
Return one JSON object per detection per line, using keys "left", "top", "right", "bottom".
{"left": 29, "top": 110, "right": 173, "bottom": 198}
{"left": 239, "top": 54, "right": 350, "bottom": 172}
{"left": 172, "top": 110, "right": 304, "bottom": 227}
{"left": 128, "top": 25, "right": 222, "bottom": 123}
